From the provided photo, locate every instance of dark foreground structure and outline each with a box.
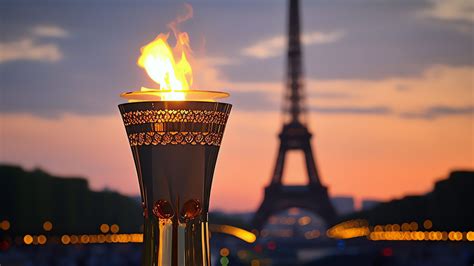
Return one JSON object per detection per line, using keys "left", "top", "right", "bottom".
{"left": 0, "top": 165, "right": 142, "bottom": 235}
{"left": 344, "top": 170, "right": 474, "bottom": 231}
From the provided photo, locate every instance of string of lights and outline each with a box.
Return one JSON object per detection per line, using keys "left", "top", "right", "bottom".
{"left": 327, "top": 219, "right": 474, "bottom": 242}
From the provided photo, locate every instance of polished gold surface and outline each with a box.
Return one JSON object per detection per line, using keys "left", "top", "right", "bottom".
{"left": 119, "top": 101, "right": 231, "bottom": 266}
{"left": 121, "top": 109, "right": 229, "bottom": 126}
{"left": 120, "top": 102, "right": 230, "bottom": 148}
{"left": 127, "top": 131, "right": 223, "bottom": 147}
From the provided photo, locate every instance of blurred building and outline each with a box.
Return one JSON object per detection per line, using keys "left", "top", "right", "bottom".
{"left": 0, "top": 164, "right": 142, "bottom": 236}
{"left": 331, "top": 196, "right": 355, "bottom": 215}
{"left": 361, "top": 199, "right": 381, "bottom": 211}
{"left": 346, "top": 170, "right": 474, "bottom": 231}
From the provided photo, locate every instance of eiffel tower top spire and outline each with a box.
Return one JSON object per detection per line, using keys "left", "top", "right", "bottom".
{"left": 286, "top": 0, "right": 305, "bottom": 123}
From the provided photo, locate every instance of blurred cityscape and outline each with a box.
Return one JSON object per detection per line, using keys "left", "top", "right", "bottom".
{"left": 1, "top": 165, "right": 473, "bottom": 265}
{"left": 1, "top": 0, "right": 473, "bottom": 265}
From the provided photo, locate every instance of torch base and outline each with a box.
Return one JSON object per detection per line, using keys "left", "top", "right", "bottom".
{"left": 119, "top": 101, "right": 231, "bottom": 266}
{"left": 142, "top": 215, "right": 210, "bottom": 266}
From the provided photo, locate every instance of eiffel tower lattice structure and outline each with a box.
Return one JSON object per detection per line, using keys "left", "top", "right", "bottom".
{"left": 252, "top": 0, "right": 337, "bottom": 231}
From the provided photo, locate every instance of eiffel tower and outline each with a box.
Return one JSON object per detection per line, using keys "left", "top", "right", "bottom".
{"left": 252, "top": 0, "right": 337, "bottom": 230}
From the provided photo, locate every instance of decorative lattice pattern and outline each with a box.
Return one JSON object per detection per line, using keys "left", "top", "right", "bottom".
{"left": 122, "top": 109, "right": 228, "bottom": 126}
{"left": 128, "top": 131, "right": 223, "bottom": 147}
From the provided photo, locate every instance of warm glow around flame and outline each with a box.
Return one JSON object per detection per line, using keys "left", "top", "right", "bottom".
{"left": 137, "top": 32, "right": 192, "bottom": 101}
{"left": 121, "top": 4, "right": 228, "bottom": 102}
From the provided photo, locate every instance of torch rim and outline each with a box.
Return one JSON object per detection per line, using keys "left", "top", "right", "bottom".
{"left": 120, "top": 89, "right": 229, "bottom": 102}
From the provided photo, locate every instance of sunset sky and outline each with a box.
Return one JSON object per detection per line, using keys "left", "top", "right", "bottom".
{"left": 1, "top": 0, "right": 472, "bottom": 212}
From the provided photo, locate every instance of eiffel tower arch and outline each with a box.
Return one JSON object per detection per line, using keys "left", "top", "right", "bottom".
{"left": 252, "top": 0, "right": 337, "bottom": 231}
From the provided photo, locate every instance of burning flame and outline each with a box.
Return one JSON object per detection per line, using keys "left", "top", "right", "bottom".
{"left": 121, "top": 4, "right": 229, "bottom": 102}
{"left": 137, "top": 32, "right": 193, "bottom": 100}
{"left": 135, "top": 4, "right": 194, "bottom": 101}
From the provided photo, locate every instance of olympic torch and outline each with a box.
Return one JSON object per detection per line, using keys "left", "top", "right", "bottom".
{"left": 118, "top": 29, "right": 231, "bottom": 265}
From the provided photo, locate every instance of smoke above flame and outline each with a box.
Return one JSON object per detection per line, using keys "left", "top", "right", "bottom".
{"left": 137, "top": 4, "right": 194, "bottom": 94}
